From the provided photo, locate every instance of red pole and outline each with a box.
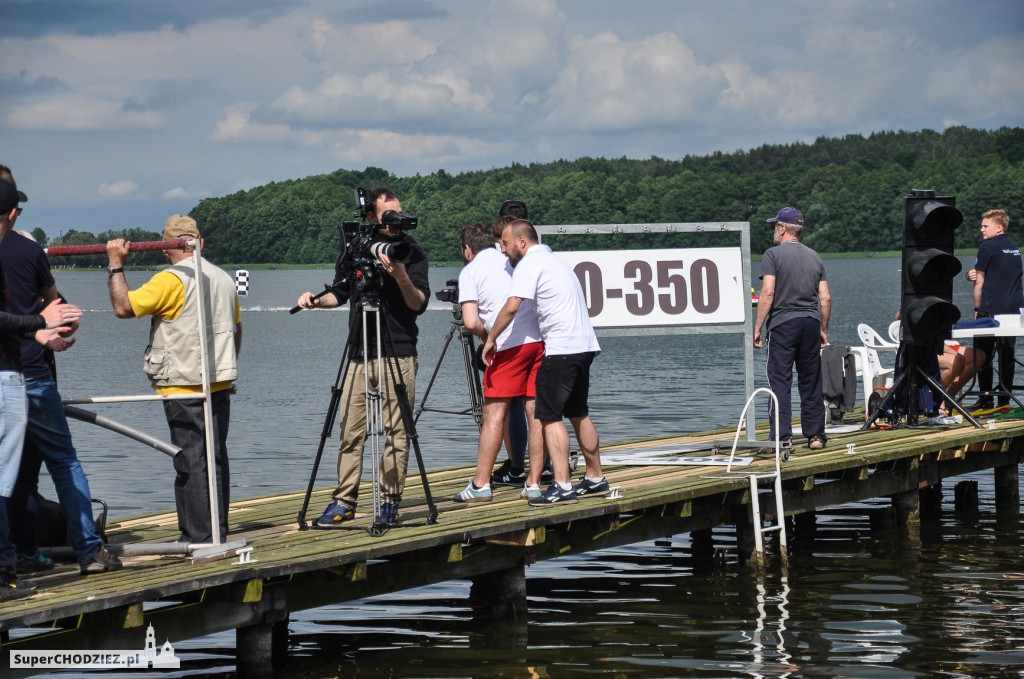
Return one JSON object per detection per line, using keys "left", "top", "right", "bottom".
{"left": 44, "top": 238, "right": 191, "bottom": 257}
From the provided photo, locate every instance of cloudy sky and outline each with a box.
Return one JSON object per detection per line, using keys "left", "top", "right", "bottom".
{"left": 2, "top": 0, "right": 1022, "bottom": 236}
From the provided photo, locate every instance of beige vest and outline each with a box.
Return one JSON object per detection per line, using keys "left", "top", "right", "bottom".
{"left": 144, "top": 258, "right": 238, "bottom": 387}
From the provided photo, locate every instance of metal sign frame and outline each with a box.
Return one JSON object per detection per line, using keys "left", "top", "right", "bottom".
{"left": 535, "top": 221, "right": 756, "bottom": 436}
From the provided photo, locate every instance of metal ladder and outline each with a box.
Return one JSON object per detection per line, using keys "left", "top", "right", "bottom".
{"left": 722, "top": 387, "right": 788, "bottom": 566}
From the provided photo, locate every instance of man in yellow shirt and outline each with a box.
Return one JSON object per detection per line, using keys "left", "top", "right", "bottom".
{"left": 106, "top": 216, "right": 241, "bottom": 544}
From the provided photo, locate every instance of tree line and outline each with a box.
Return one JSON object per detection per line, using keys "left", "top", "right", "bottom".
{"left": 44, "top": 126, "right": 1024, "bottom": 267}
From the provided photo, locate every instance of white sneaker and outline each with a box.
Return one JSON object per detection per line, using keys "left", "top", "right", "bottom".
{"left": 453, "top": 481, "right": 492, "bottom": 503}
{"left": 520, "top": 484, "right": 541, "bottom": 500}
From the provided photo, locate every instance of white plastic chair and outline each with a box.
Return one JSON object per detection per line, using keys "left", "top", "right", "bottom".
{"left": 856, "top": 323, "right": 897, "bottom": 414}
{"left": 888, "top": 320, "right": 901, "bottom": 344}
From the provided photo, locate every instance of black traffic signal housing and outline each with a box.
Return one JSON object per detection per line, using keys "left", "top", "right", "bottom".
{"left": 901, "top": 189, "right": 963, "bottom": 344}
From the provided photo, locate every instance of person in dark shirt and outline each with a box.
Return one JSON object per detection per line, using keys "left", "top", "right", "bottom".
{"left": 0, "top": 169, "right": 121, "bottom": 576}
{"left": 1, "top": 178, "right": 83, "bottom": 599}
{"left": 966, "top": 209, "right": 1022, "bottom": 407}
{"left": 296, "top": 187, "right": 429, "bottom": 526}
{"left": 753, "top": 207, "right": 832, "bottom": 450}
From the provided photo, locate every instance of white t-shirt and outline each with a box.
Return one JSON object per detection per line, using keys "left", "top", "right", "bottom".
{"left": 458, "top": 246, "right": 541, "bottom": 352}
{"left": 508, "top": 244, "right": 600, "bottom": 356}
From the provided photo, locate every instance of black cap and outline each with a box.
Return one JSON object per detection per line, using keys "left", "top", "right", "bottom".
{"left": 0, "top": 180, "right": 26, "bottom": 214}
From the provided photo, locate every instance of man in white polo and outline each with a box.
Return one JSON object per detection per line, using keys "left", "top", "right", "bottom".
{"left": 451, "top": 222, "right": 543, "bottom": 503}
{"left": 483, "top": 219, "right": 606, "bottom": 506}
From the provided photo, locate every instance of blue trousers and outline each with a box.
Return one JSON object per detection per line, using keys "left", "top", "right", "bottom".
{"left": 765, "top": 317, "right": 826, "bottom": 442}
{"left": 7, "top": 376, "right": 102, "bottom": 564}
{"left": 507, "top": 396, "right": 527, "bottom": 469}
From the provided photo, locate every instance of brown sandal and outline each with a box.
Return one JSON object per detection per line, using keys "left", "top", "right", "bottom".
{"left": 808, "top": 436, "right": 826, "bottom": 450}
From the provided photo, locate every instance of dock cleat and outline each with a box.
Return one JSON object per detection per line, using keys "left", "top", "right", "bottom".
{"left": 314, "top": 500, "right": 355, "bottom": 528}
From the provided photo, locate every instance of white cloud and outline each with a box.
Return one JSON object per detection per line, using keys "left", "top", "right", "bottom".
{"left": 98, "top": 180, "right": 139, "bottom": 197}
{"left": 6, "top": 94, "right": 164, "bottom": 131}
{"left": 543, "top": 31, "right": 726, "bottom": 132}
{"left": 0, "top": 0, "right": 1020, "bottom": 233}
{"left": 210, "top": 102, "right": 326, "bottom": 145}
{"left": 329, "top": 128, "right": 514, "bottom": 169}
{"left": 164, "top": 187, "right": 210, "bottom": 199}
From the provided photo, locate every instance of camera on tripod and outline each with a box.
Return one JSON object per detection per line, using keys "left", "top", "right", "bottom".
{"left": 435, "top": 279, "right": 459, "bottom": 304}
{"left": 338, "top": 187, "right": 419, "bottom": 291}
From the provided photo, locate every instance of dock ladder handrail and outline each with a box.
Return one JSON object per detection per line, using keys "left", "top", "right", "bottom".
{"left": 722, "top": 387, "right": 788, "bottom": 567}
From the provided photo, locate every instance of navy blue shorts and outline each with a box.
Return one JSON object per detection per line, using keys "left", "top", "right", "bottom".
{"left": 535, "top": 352, "right": 597, "bottom": 421}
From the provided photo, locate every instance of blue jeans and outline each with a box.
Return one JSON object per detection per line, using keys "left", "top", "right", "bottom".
{"left": 7, "top": 376, "right": 102, "bottom": 564}
{"left": 0, "top": 370, "right": 28, "bottom": 567}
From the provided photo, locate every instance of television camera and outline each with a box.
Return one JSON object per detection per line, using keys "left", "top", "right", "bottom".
{"left": 338, "top": 187, "right": 418, "bottom": 292}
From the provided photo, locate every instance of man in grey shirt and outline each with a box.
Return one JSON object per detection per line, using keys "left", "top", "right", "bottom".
{"left": 753, "top": 207, "right": 832, "bottom": 450}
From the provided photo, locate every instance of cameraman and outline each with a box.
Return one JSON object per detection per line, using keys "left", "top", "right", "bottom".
{"left": 296, "top": 187, "right": 429, "bottom": 526}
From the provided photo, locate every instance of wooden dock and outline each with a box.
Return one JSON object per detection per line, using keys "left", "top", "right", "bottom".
{"left": 2, "top": 415, "right": 1022, "bottom": 676}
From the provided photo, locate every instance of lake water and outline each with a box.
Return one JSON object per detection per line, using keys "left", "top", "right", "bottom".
{"left": 30, "top": 256, "right": 1024, "bottom": 677}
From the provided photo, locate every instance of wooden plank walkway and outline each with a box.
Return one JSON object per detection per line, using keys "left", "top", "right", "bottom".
{"left": 2, "top": 414, "right": 1022, "bottom": 663}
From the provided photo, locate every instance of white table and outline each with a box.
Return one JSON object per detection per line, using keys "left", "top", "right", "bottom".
{"left": 950, "top": 325, "right": 1024, "bottom": 407}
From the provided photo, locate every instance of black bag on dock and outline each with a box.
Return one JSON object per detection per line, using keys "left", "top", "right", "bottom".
{"left": 31, "top": 492, "right": 108, "bottom": 546}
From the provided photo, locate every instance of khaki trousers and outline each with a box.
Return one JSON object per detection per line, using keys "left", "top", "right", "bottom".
{"left": 333, "top": 356, "right": 417, "bottom": 508}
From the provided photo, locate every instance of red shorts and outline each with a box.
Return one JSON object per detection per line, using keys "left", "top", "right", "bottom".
{"left": 484, "top": 341, "right": 544, "bottom": 398}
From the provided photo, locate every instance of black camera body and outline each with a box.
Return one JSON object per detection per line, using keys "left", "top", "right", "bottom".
{"left": 435, "top": 279, "right": 459, "bottom": 303}
{"left": 337, "top": 187, "right": 418, "bottom": 292}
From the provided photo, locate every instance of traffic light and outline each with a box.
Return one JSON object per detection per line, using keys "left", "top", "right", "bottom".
{"left": 901, "top": 189, "right": 963, "bottom": 344}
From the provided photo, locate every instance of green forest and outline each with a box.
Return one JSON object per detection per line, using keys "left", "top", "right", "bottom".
{"left": 46, "top": 126, "right": 1024, "bottom": 268}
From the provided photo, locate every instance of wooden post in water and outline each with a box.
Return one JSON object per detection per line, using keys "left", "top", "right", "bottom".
{"left": 919, "top": 482, "right": 943, "bottom": 518}
{"left": 793, "top": 511, "right": 817, "bottom": 546}
{"left": 469, "top": 562, "right": 527, "bottom": 620}
{"left": 954, "top": 480, "right": 980, "bottom": 514}
{"left": 690, "top": 528, "right": 715, "bottom": 563}
{"left": 733, "top": 507, "right": 757, "bottom": 566}
{"left": 994, "top": 463, "right": 1020, "bottom": 507}
{"left": 237, "top": 622, "right": 275, "bottom": 678}
{"left": 891, "top": 488, "right": 921, "bottom": 524}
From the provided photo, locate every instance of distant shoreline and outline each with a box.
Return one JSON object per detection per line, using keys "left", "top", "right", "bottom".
{"left": 57, "top": 250, "right": 906, "bottom": 273}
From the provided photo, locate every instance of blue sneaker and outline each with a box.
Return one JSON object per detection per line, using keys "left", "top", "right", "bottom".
{"left": 527, "top": 483, "right": 578, "bottom": 507}
{"left": 314, "top": 500, "right": 355, "bottom": 528}
{"left": 16, "top": 550, "right": 55, "bottom": 574}
{"left": 380, "top": 502, "right": 400, "bottom": 524}
{"left": 453, "top": 481, "right": 492, "bottom": 503}
{"left": 573, "top": 477, "right": 610, "bottom": 498}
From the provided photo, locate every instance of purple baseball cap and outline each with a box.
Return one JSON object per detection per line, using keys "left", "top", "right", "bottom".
{"left": 766, "top": 207, "right": 804, "bottom": 226}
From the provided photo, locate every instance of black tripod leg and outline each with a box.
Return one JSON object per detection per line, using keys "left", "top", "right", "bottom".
{"left": 413, "top": 323, "right": 460, "bottom": 426}
{"left": 297, "top": 343, "right": 353, "bottom": 529}
{"left": 862, "top": 369, "right": 908, "bottom": 430}
{"left": 916, "top": 366, "right": 984, "bottom": 428}
{"left": 393, "top": 377, "right": 438, "bottom": 523}
{"left": 378, "top": 315, "right": 439, "bottom": 525}
{"left": 459, "top": 327, "right": 484, "bottom": 428}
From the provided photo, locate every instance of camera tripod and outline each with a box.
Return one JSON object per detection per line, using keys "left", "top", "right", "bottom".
{"left": 296, "top": 293, "right": 438, "bottom": 536}
{"left": 414, "top": 298, "right": 484, "bottom": 429}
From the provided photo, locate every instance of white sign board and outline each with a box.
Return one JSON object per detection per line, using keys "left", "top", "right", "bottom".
{"left": 556, "top": 247, "right": 746, "bottom": 328}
